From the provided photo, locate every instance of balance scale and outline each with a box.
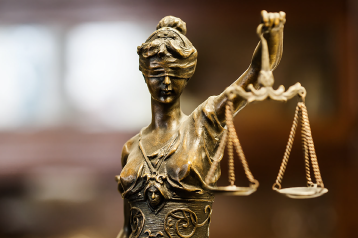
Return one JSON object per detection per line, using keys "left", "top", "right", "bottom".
{"left": 204, "top": 23, "right": 328, "bottom": 199}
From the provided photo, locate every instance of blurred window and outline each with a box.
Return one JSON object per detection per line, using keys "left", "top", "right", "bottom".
{"left": 0, "top": 25, "right": 61, "bottom": 130}
{"left": 65, "top": 22, "right": 154, "bottom": 131}
{"left": 0, "top": 22, "right": 155, "bottom": 131}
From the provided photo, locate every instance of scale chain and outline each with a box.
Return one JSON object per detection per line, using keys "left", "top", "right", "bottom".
{"left": 300, "top": 103, "right": 324, "bottom": 187}
{"left": 205, "top": 99, "right": 258, "bottom": 187}
{"left": 301, "top": 104, "right": 313, "bottom": 187}
{"left": 233, "top": 131, "right": 257, "bottom": 185}
{"left": 226, "top": 101, "right": 236, "bottom": 186}
{"left": 273, "top": 102, "right": 325, "bottom": 190}
{"left": 273, "top": 103, "right": 300, "bottom": 190}
{"left": 227, "top": 100, "right": 258, "bottom": 187}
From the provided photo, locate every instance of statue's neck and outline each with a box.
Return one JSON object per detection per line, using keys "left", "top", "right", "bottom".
{"left": 150, "top": 97, "right": 184, "bottom": 132}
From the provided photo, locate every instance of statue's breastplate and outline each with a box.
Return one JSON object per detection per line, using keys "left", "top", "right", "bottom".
{"left": 127, "top": 170, "right": 213, "bottom": 238}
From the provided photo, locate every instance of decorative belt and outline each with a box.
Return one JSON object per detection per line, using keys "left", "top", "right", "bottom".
{"left": 129, "top": 199, "right": 213, "bottom": 238}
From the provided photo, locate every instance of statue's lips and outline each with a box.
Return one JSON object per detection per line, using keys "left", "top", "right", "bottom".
{"left": 161, "top": 90, "right": 173, "bottom": 96}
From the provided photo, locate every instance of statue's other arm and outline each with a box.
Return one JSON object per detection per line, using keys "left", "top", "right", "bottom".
{"left": 214, "top": 11, "right": 286, "bottom": 124}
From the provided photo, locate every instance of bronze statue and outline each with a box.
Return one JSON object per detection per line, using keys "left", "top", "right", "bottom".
{"left": 116, "top": 11, "right": 286, "bottom": 238}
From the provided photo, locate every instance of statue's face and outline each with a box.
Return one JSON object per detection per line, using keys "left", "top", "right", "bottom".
{"left": 147, "top": 186, "right": 163, "bottom": 208}
{"left": 145, "top": 74, "right": 187, "bottom": 104}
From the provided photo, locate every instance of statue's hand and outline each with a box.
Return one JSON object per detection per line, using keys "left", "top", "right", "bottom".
{"left": 261, "top": 10, "right": 286, "bottom": 32}
{"left": 257, "top": 10, "right": 286, "bottom": 70}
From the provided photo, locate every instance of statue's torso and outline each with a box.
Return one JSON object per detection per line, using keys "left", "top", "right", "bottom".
{"left": 117, "top": 97, "right": 224, "bottom": 238}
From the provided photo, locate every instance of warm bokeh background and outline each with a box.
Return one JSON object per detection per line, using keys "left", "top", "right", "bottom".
{"left": 0, "top": 0, "right": 357, "bottom": 238}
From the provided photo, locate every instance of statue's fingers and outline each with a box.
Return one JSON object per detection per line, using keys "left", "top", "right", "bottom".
{"left": 273, "top": 13, "right": 280, "bottom": 26}
{"left": 261, "top": 10, "right": 269, "bottom": 26}
{"left": 268, "top": 13, "right": 275, "bottom": 28}
{"left": 279, "top": 11, "right": 286, "bottom": 24}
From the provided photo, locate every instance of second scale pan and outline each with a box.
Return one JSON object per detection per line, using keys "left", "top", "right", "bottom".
{"left": 276, "top": 186, "right": 328, "bottom": 199}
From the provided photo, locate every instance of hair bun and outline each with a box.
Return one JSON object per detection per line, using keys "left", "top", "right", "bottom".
{"left": 156, "top": 16, "right": 187, "bottom": 35}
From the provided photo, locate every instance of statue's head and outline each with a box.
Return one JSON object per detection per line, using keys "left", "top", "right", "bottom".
{"left": 146, "top": 185, "right": 163, "bottom": 208}
{"left": 137, "top": 16, "right": 197, "bottom": 104}
{"left": 143, "top": 181, "right": 168, "bottom": 211}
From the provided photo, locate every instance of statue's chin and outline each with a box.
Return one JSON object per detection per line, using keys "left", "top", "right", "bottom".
{"left": 158, "top": 95, "right": 176, "bottom": 104}
{"left": 151, "top": 97, "right": 176, "bottom": 105}
{"left": 149, "top": 199, "right": 161, "bottom": 208}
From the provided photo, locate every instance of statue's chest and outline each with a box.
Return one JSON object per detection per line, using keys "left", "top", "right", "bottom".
{"left": 123, "top": 145, "right": 191, "bottom": 181}
{"left": 119, "top": 129, "right": 206, "bottom": 197}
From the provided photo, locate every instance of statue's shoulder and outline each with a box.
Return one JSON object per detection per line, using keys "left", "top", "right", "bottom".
{"left": 121, "top": 133, "right": 140, "bottom": 166}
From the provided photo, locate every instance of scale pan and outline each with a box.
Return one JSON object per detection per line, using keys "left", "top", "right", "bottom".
{"left": 277, "top": 187, "right": 328, "bottom": 199}
{"left": 205, "top": 185, "right": 257, "bottom": 196}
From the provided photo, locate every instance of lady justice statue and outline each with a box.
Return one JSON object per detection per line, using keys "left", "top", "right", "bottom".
{"left": 116, "top": 11, "right": 286, "bottom": 238}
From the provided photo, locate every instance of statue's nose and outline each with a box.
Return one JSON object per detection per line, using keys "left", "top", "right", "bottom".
{"left": 152, "top": 193, "right": 155, "bottom": 199}
{"left": 164, "top": 76, "right": 171, "bottom": 85}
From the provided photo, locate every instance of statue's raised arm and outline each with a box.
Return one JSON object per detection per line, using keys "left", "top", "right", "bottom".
{"left": 214, "top": 11, "right": 286, "bottom": 124}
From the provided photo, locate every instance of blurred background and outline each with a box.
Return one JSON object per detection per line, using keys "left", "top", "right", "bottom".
{"left": 0, "top": 0, "right": 357, "bottom": 238}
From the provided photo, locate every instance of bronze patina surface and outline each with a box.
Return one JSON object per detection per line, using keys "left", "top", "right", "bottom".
{"left": 116, "top": 12, "right": 286, "bottom": 238}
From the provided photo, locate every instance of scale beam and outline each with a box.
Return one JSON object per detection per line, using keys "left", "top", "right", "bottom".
{"left": 227, "top": 81, "right": 306, "bottom": 103}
